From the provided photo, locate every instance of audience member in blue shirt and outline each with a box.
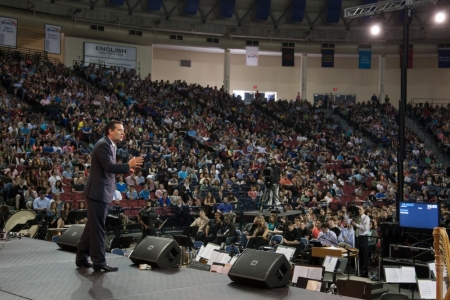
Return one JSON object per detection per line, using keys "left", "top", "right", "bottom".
{"left": 338, "top": 222, "right": 355, "bottom": 248}
{"left": 139, "top": 184, "right": 151, "bottom": 200}
{"left": 33, "top": 191, "right": 51, "bottom": 214}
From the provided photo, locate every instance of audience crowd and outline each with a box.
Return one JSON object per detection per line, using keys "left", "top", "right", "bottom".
{"left": 0, "top": 53, "right": 449, "bottom": 261}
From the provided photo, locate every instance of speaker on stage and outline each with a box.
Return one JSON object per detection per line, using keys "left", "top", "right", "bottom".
{"left": 57, "top": 225, "right": 84, "bottom": 252}
{"left": 129, "top": 236, "right": 181, "bottom": 268}
{"left": 227, "top": 249, "right": 290, "bottom": 288}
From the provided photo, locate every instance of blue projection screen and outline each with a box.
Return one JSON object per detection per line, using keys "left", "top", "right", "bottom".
{"left": 399, "top": 202, "right": 440, "bottom": 229}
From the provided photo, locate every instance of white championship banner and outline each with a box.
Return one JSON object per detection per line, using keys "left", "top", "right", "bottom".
{"left": 84, "top": 42, "right": 137, "bottom": 69}
{"left": 246, "top": 46, "right": 258, "bottom": 66}
{"left": 0, "top": 17, "right": 18, "bottom": 48}
{"left": 45, "top": 24, "right": 62, "bottom": 55}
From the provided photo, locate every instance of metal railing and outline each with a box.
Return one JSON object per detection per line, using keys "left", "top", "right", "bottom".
{"left": 410, "top": 98, "right": 450, "bottom": 107}
{"left": 0, "top": 45, "right": 65, "bottom": 67}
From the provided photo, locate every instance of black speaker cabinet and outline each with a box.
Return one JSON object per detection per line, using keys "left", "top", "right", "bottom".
{"left": 129, "top": 236, "right": 181, "bottom": 268}
{"left": 227, "top": 249, "right": 290, "bottom": 288}
{"left": 57, "top": 225, "right": 85, "bottom": 252}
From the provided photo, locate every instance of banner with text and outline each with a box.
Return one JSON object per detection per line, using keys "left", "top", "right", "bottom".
{"left": 45, "top": 24, "right": 62, "bottom": 55}
{"left": 438, "top": 49, "right": 450, "bottom": 68}
{"left": 321, "top": 49, "right": 334, "bottom": 68}
{"left": 0, "top": 17, "right": 18, "bottom": 48}
{"left": 282, "top": 47, "right": 295, "bottom": 67}
{"left": 358, "top": 49, "right": 372, "bottom": 69}
{"left": 84, "top": 42, "right": 137, "bottom": 69}
{"left": 246, "top": 46, "right": 258, "bottom": 66}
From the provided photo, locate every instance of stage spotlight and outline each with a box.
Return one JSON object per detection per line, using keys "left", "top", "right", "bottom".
{"left": 435, "top": 12, "right": 446, "bottom": 23}
{"left": 370, "top": 24, "right": 381, "bottom": 35}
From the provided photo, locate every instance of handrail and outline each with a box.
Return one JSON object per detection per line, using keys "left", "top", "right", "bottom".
{"left": 410, "top": 98, "right": 450, "bottom": 106}
{"left": 0, "top": 45, "right": 66, "bottom": 67}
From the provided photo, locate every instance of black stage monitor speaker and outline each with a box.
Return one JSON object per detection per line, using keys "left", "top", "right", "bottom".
{"left": 227, "top": 249, "right": 290, "bottom": 288}
{"left": 129, "top": 236, "right": 181, "bottom": 268}
{"left": 57, "top": 225, "right": 85, "bottom": 252}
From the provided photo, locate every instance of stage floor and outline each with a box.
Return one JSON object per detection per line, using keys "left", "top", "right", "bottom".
{"left": 0, "top": 238, "right": 358, "bottom": 300}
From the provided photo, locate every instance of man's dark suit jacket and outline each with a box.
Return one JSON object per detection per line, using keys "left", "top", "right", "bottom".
{"left": 83, "top": 137, "right": 130, "bottom": 204}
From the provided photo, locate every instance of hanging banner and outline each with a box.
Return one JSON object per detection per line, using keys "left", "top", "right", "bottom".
{"left": 321, "top": 49, "right": 334, "bottom": 68}
{"left": 399, "top": 48, "right": 413, "bottom": 68}
{"left": 84, "top": 42, "right": 137, "bottom": 69}
{"left": 0, "top": 17, "right": 18, "bottom": 48}
{"left": 246, "top": 46, "right": 258, "bottom": 66}
{"left": 438, "top": 49, "right": 450, "bottom": 68}
{"left": 358, "top": 49, "right": 372, "bottom": 69}
{"left": 282, "top": 47, "right": 295, "bottom": 67}
{"left": 45, "top": 24, "right": 62, "bottom": 55}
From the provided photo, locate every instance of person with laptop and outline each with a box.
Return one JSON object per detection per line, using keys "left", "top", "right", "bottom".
{"left": 317, "top": 223, "right": 338, "bottom": 246}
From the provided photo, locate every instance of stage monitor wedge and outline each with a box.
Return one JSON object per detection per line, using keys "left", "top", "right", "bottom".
{"left": 129, "top": 236, "right": 181, "bottom": 268}
{"left": 228, "top": 249, "right": 290, "bottom": 288}
{"left": 57, "top": 225, "right": 85, "bottom": 252}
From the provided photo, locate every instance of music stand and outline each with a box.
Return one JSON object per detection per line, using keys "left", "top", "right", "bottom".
{"left": 173, "top": 235, "right": 195, "bottom": 249}
{"left": 65, "top": 210, "right": 88, "bottom": 225}
{"left": 173, "top": 235, "right": 196, "bottom": 266}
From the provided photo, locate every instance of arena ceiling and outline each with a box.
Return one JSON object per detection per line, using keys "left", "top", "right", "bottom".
{"left": 2, "top": 0, "right": 450, "bottom": 43}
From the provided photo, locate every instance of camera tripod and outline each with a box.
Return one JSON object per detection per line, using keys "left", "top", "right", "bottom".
{"left": 259, "top": 184, "right": 283, "bottom": 212}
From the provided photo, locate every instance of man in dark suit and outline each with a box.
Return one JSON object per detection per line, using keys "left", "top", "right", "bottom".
{"left": 75, "top": 120, "right": 143, "bottom": 272}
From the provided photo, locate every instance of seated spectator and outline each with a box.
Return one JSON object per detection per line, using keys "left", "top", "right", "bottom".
{"left": 126, "top": 185, "right": 139, "bottom": 200}
{"left": 338, "top": 221, "right": 355, "bottom": 248}
{"left": 205, "top": 212, "right": 222, "bottom": 244}
{"left": 115, "top": 176, "right": 127, "bottom": 193}
{"left": 297, "top": 220, "right": 311, "bottom": 240}
{"left": 11, "top": 177, "right": 28, "bottom": 210}
{"left": 51, "top": 180, "right": 65, "bottom": 194}
{"left": 47, "top": 201, "right": 62, "bottom": 228}
{"left": 217, "top": 197, "right": 235, "bottom": 223}
{"left": 311, "top": 220, "right": 322, "bottom": 239}
{"left": 170, "top": 189, "right": 182, "bottom": 205}
{"left": 72, "top": 177, "right": 85, "bottom": 193}
{"left": 267, "top": 213, "right": 279, "bottom": 235}
{"left": 246, "top": 217, "right": 269, "bottom": 249}
{"left": 33, "top": 190, "right": 51, "bottom": 215}
{"left": 158, "top": 192, "right": 171, "bottom": 207}
{"left": 213, "top": 215, "right": 238, "bottom": 247}
{"left": 203, "top": 191, "right": 216, "bottom": 216}
{"left": 139, "top": 184, "right": 151, "bottom": 201}
{"left": 190, "top": 209, "right": 210, "bottom": 242}
{"left": 240, "top": 216, "right": 259, "bottom": 247}
{"left": 155, "top": 184, "right": 167, "bottom": 199}
{"left": 368, "top": 220, "right": 379, "bottom": 253}
{"left": 328, "top": 217, "right": 341, "bottom": 237}
{"left": 111, "top": 200, "right": 131, "bottom": 233}
{"left": 282, "top": 221, "right": 302, "bottom": 260}
{"left": 60, "top": 202, "right": 72, "bottom": 226}
{"left": 317, "top": 223, "right": 339, "bottom": 246}
{"left": 51, "top": 193, "right": 64, "bottom": 211}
